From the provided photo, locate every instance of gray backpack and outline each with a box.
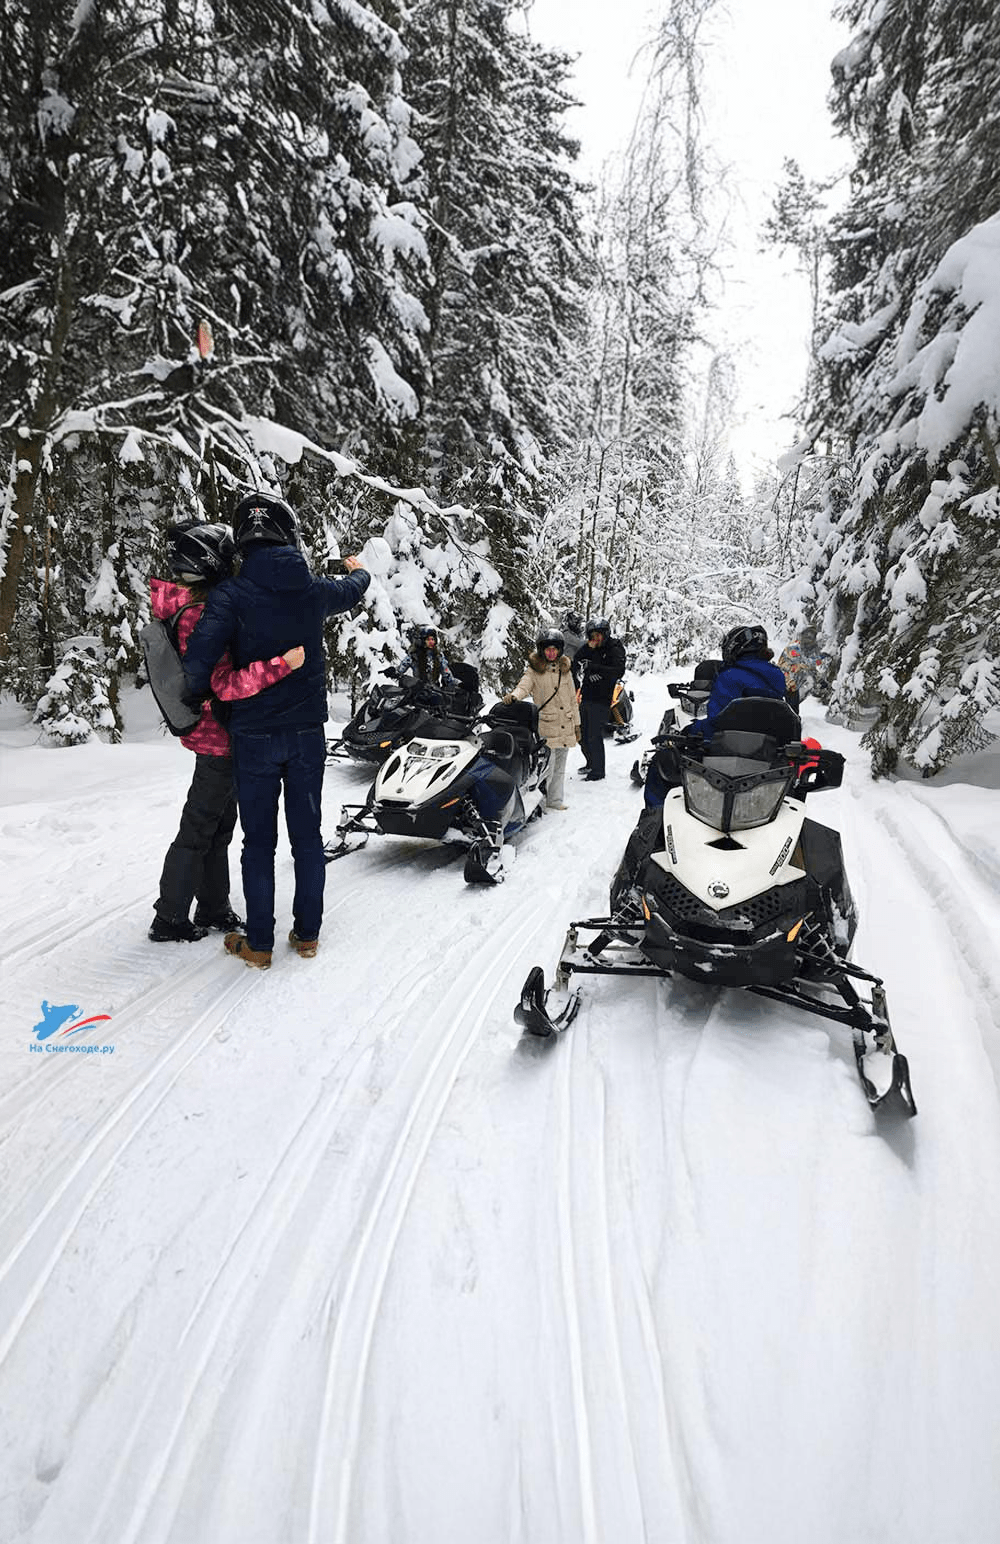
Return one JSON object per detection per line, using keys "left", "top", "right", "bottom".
{"left": 139, "top": 604, "right": 202, "bottom": 736}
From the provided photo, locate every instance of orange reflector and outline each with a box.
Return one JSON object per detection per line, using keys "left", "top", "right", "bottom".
{"left": 441, "top": 797, "right": 461, "bottom": 807}
{"left": 787, "top": 919, "right": 804, "bottom": 942}
{"left": 642, "top": 898, "right": 650, "bottom": 920}
{"left": 379, "top": 739, "right": 392, "bottom": 747}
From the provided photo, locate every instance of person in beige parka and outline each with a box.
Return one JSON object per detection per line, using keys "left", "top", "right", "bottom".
{"left": 504, "top": 628, "right": 581, "bottom": 809}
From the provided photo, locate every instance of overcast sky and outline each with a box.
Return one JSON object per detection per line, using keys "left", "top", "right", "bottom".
{"left": 526, "top": 0, "right": 852, "bottom": 484}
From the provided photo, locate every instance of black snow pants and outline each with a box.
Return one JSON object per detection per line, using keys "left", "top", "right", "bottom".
{"left": 155, "top": 753, "right": 238, "bottom": 923}
{"left": 580, "top": 700, "right": 610, "bottom": 777}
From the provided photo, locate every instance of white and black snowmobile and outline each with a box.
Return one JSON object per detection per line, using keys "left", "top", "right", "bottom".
{"left": 516, "top": 695, "right": 916, "bottom": 1119}
{"left": 327, "top": 663, "right": 483, "bottom": 767}
{"left": 630, "top": 659, "right": 722, "bottom": 786}
{"left": 325, "top": 698, "right": 550, "bottom": 885}
{"left": 607, "top": 678, "right": 639, "bottom": 744}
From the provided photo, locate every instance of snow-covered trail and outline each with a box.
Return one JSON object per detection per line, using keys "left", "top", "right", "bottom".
{"left": 2, "top": 679, "right": 1000, "bottom": 1544}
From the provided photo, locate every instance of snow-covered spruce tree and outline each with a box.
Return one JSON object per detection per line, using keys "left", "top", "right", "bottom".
{"left": 0, "top": 0, "right": 429, "bottom": 733}
{"left": 399, "top": 0, "right": 588, "bottom": 668}
{"left": 794, "top": 0, "right": 1000, "bottom": 772}
{"left": 534, "top": 0, "right": 761, "bottom": 667}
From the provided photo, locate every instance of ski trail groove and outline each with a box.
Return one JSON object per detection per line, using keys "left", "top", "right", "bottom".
{"left": 83, "top": 957, "right": 442, "bottom": 1544}
{"left": 590, "top": 1054, "right": 649, "bottom": 1536}
{"left": 308, "top": 902, "right": 541, "bottom": 1544}
{"left": 555, "top": 1023, "right": 599, "bottom": 1544}
{"left": 0, "top": 892, "right": 149, "bottom": 970}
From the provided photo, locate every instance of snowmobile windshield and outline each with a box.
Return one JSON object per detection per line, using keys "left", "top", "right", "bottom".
{"left": 678, "top": 687, "right": 710, "bottom": 717}
{"left": 682, "top": 755, "right": 794, "bottom": 833}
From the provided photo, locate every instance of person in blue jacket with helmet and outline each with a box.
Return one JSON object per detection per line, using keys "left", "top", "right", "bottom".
{"left": 183, "top": 493, "right": 371, "bottom": 969}
{"left": 643, "top": 623, "right": 789, "bottom": 808}
{"left": 611, "top": 623, "right": 792, "bottom": 912}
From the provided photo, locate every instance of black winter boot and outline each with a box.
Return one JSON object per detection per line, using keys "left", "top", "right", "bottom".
{"left": 149, "top": 915, "right": 209, "bottom": 943}
{"left": 193, "top": 905, "right": 245, "bottom": 932}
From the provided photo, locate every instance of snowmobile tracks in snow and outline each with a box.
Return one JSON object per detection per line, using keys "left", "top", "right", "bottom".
{"left": 305, "top": 899, "right": 542, "bottom": 1544}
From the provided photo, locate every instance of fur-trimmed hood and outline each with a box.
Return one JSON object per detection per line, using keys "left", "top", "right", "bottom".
{"left": 528, "top": 652, "right": 571, "bottom": 675}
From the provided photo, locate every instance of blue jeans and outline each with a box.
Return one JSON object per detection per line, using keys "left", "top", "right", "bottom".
{"left": 231, "top": 727, "right": 326, "bottom": 951}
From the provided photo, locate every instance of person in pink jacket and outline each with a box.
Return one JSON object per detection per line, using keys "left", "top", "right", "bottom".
{"left": 148, "top": 521, "right": 303, "bottom": 943}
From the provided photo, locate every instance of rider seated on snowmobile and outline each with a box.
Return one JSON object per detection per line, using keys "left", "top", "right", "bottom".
{"left": 643, "top": 625, "right": 789, "bottom": 809}
{"left": 398, "top": 624, "right": 457, "bottom": 695}
{"left": 616, "top": 626, "right": 795, "bottom": 915}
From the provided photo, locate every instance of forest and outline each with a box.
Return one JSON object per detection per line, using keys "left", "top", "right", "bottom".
{"left": 1, "top": 0, "right": 998, "bottom": 773}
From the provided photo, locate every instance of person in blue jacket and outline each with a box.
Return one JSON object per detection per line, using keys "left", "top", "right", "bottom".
{"left": 183, "top": 493, "right": 371, "bottom": 969}
{"left": 642, "top": 624, "right": 789, "bottom": 809}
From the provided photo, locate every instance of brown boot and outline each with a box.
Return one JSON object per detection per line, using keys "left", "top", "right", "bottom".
{"left": 224, "top": 932, "right": 272, "bottom": 970}
{"left": 288, "top": 930, "right": 319, "bottom": 959}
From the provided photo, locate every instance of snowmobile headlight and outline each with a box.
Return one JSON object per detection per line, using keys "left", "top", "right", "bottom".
{"left": 407, "top": 741, "right": 460, "bottom": 761}
{"left": 730, "top": 777, "right": 790, "bottom": 830}
{"left": 682, "top": 766, "right": 727, "bottom": 829}
{"left": 682, "top": 758, "right": 793, "bottom": 833}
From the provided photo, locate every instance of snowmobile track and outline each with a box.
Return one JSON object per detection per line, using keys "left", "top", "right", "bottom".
{"left": 307, "top": 901, "right": 542, "bottom": 1544}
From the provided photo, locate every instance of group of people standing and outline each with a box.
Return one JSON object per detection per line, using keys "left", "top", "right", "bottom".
{"left": 152, "top": 495, "right": 801, "bottom": 968}
{"left": 503, "top": 617, "right": 629, "bottom": 805}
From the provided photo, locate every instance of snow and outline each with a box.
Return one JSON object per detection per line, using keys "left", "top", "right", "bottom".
{"left": 2, "top": 676, "right": 1000, "bottom": 1542}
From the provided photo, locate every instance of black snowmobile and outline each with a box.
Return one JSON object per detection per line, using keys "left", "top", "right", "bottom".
{"left": 630, "top": 660, "right": 722, "bottom": 786}
{"left": 515, "top": 695, "right": 916, "bottom": 1119}
{"left": 327, "top": 662, "right": 483, "bottom": 767}
{"left": 325, "top": 698, "right": 550, "bottom": 885}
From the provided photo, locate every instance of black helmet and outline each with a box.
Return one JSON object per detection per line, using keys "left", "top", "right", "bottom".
{"left": 409, "top": 623, "right": 438, "bottom": 648}
{"left": 563, "top": 611, "right": 583, "bottom": 634}
{"left": 232, "top": 493, "right": 298, "bottom": 550}
{"left": 536, "top": 628, "right": 564, "bottom": 654}
{"left": 167, "top": 520, "right": 235, "bottom": 584}
{"left": 585, "top": 617, "right": 610, "bottom": 638}
{"left": 722, "top": 623, "right": 769, "bottom": 664}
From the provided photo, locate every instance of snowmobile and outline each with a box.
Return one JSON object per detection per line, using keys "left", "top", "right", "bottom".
{"left": 607, "top": 678, "right": 639, "bottom": 744}
{"left": 630, "top": 660, "right": 722, "bottom": 786}
{"left": 325, "top": 698, "right": 551, "bottom": 885}
{"left": 327, "top": 662, "right": 483, "bottom": 767}
{"left": 515, "top": 695, "right": 916, "bottom": 1119}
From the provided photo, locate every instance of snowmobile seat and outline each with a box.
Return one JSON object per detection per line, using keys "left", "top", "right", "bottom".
{"left": 445, "top": 661, "right": 483, "bottom": 719}
{"left": 714, "top": 695, "right": 801, "bottom": 742}
{"left": 693, "top": 658, "right": 723, "bottom": 685}
{"left": 480, "top": 727, "right": 527, "bottom": 781}
{"left": 488, "top": 698, "right": 541, "bottom": 748}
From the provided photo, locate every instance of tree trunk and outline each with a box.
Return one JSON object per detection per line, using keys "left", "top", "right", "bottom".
{"left": 0, "top": 437, "right": 43, "bottom": 661}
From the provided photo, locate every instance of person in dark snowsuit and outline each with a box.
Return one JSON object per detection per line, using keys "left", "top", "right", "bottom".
{"left": 572, "top": 618, "right": 626, "bottom": 781}
{"left": 149, "top": 521, "right": 302, "bottom": 944}
{"left": 183, "top": 494, "right": 370, "bottom": 969}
